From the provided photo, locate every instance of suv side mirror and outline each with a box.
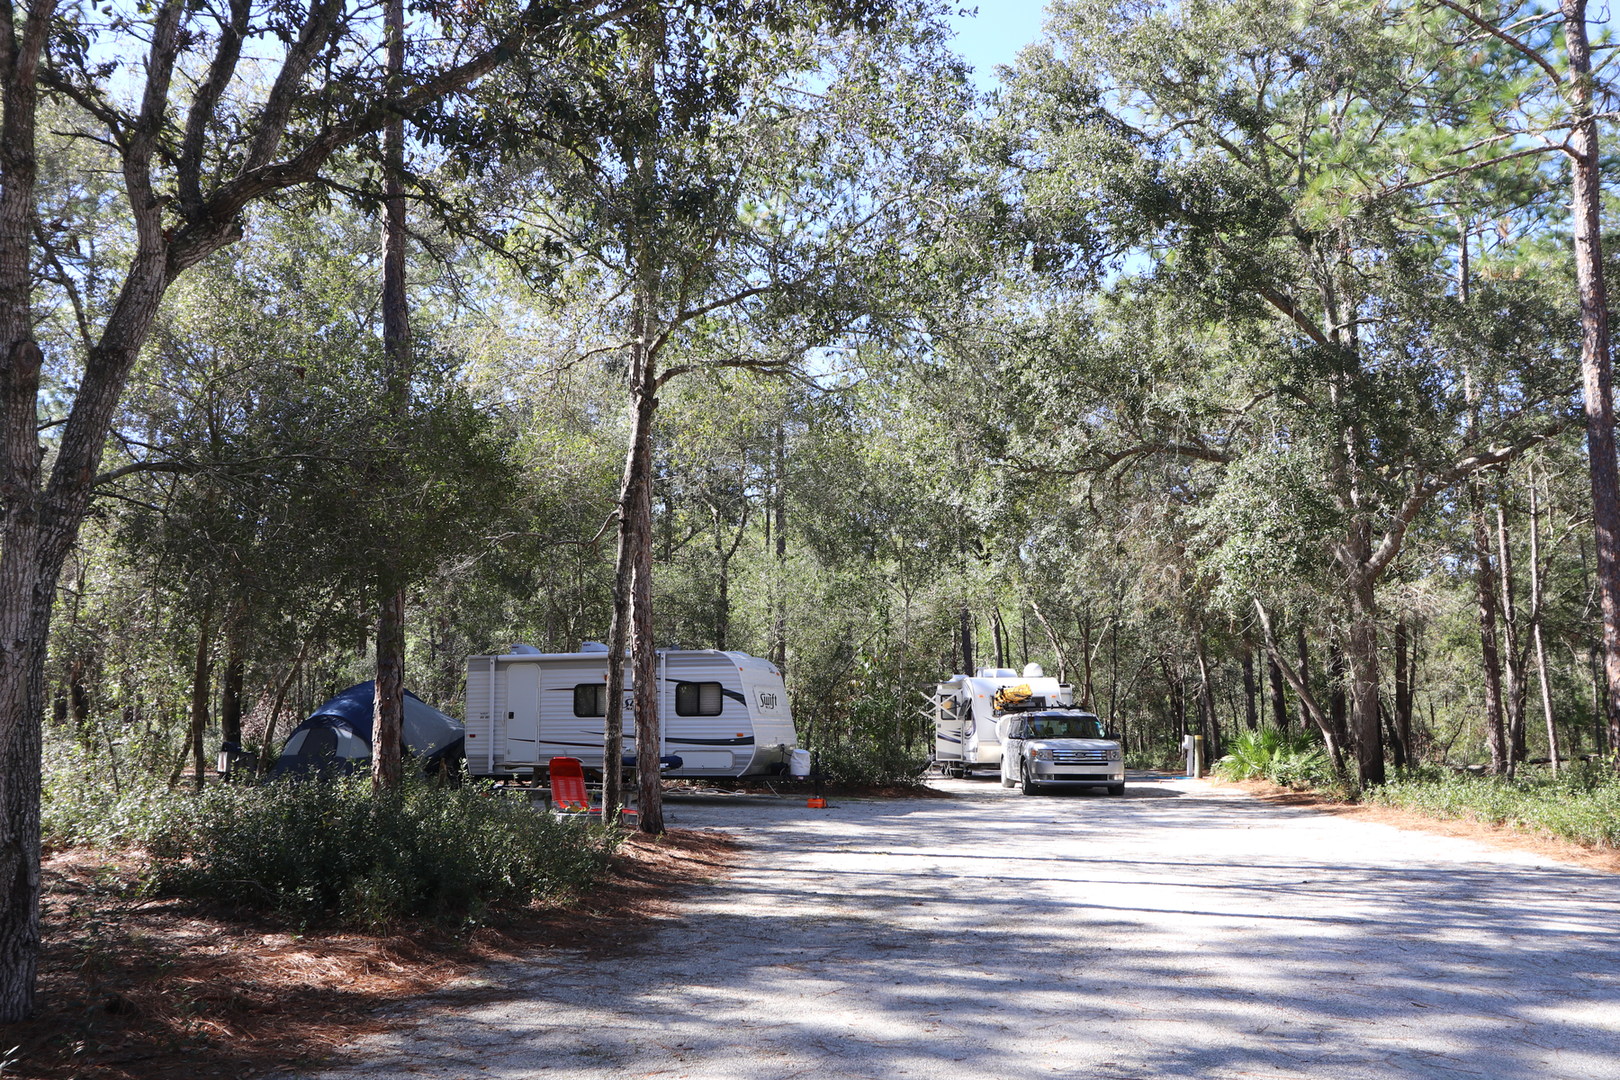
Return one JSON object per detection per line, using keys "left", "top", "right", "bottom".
{"left": 1106, "top": 731, "right": 1119, "bottom": 742}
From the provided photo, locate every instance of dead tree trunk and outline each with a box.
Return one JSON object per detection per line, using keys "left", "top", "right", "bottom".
{"left": 1256, "top": 602, "right": 1345, "bottom": 771}
{"left": 1471, "top": 481, "right": 1509, "bottom": 773}
{"left": 1029, "top": 599, "right": 1071, "bottom": 685}
{"left": 1528, "top": 465, "right": 1560, "bottom": 772}
{"left": 1496, "top": 497, "right": 1527, "bottom": 770}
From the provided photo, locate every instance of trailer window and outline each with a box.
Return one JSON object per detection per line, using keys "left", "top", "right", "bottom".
{"left": 675, "top": 681, "right": 724, "bottom": 716}
{"left": 573, "top": 683, "right": 606, "bottom": 717}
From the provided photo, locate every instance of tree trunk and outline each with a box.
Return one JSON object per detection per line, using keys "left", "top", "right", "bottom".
{"left": 1295, "top": 625, "right": 1311, "bottom": 720}
{"left": 1241, "top": 638, "right": 1258, "bottom": 731}
{"left": 1345, "top": 570, "right": 1385, "bottom": 786}
{"left": 1496, "top": 498, "right": 1527, "bottom": 770}
{"left": 1028, "top": 599, "right": 1071, "bottom": 685}
{"left": 1268, "top": 653, "right": 1289, "bottom": 729}
{"left": 959, "top": 605, "right": 973, "bottom": 675}
{"left": 601, "top": 501, "right": 634, "bottom": 822}
{"left": 1471, "top": 481, "right": 1509, "bottom": 773}
{"left": 1391, "top": 618, "right": 1412, "bottom": 768}
{"left": 1562, "top": 0, "right": 1620, "bottom": 768}
{"left": 1108, "top": 616, "right": 1120, "bottom": 733}
{"left": 713, "top": 503, "right": 730, "bottom": 651}
{"left": 371, "top": 0, "right": 409, "bottom": 793}
{"left": 628, "top": 379, "right": 663, "bottom": 834}
{"left": 1078, "top": 611, "right": 1094, "bottom": 708}
{"left": 373, "top": 582, "right": 406, "bottom": 789}
{"left": 1195, "top": 634, "right": 1220, "bottom": 759}
{"left": 770, "top": 423, "right": 787, "bottom": 669}
{"left": 219, "top": 626, "right": 245, "bottom": 749}
{"left": 601, "top": 286, "right": 657, "bottom": 825}
{"left": 1528, "top": 466, "right": 1560, "bottom": 772}
{"left": 1254, "top": 602, "right": 1344, "bottom": 770}
{"left": 261, "top": 642, "right": 310, "bottom": 772}
{"left": 1160, "top": 656, "right": 1186, "bottom": 743}
{"left": 1328, "top": 640, "right": 1352, "bottom": 762}
{"left": 183, "top": 615, "right": 213, "bottom": 792}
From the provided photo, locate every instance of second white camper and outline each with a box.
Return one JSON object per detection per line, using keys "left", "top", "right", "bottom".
{"left": 464, "top": 644, "right": 796, "bottom": 779}
{"left": 932, "top": 664, "right": 1077, "bottom": 776}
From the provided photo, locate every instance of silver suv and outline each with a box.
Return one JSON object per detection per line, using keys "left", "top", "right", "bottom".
{"left": 999, "top": 710, "right": 1125, "bottom": 796}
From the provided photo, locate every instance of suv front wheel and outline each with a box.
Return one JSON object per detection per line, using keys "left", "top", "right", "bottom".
{"left": 1020, "top": 758, "right": 1042, "bottom": 796}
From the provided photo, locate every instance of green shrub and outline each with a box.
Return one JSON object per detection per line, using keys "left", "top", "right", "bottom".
{"left": 42, "top": 727, "right": 186, "bottom": 849}
{"left": 1366, "top": 764, "right": 1620, "bottom": 849}
{"left": 143, "top": 775, "right": 620, "bottom": 927}
{"left": 800, "top": 650, "right": 931, "bottom": 787}
{"left": 1214, "top": 727, "right": 1332, "bottom": 788}
{"left": 814, "top": 741, "right": 929, "bottom": 787}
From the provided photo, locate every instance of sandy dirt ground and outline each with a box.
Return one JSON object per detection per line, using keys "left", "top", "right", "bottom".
{"left": 274, "top": 776, "right": 1620, "bottom": 1080}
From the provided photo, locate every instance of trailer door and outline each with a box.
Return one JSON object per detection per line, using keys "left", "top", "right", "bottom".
{"left": 934, "top": 695, "right": 966, "bottom": 763}
{"left": 505, "top": 662, "right": 539, "bottom": 764}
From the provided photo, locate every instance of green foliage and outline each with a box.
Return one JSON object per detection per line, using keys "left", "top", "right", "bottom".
{"left": 143, "top": 776, "right": 620, "bottom": 928}
{"left": 1214, "top": 727, "right": 1331, "bottom": 788}
{"left": 802, "top": 651, "right": 932, "bottom": 786}
{"left": 42, "top": 728, "right": 184, "bottom": 850}
{"left": 1365, "top": 765, "right": 1620, "bottom": 850}
{"left": 815, "top": 740, "right": 930, "bottom": 788}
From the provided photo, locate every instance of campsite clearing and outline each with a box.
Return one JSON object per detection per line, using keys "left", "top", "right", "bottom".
{"left": 278, "top": 776, "right": 1620, "bottom": 1080}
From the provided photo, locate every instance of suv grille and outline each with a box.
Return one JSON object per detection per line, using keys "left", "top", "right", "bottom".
{"left": 1051, "top": 747, "right": 1110, "bottom": 765}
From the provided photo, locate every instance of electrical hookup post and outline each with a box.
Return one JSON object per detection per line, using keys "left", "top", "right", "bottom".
{"left": 1182, "top": 734, "right": 1205, "bottom": 778}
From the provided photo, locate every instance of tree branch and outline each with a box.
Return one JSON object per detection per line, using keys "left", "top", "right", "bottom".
{"left": 1428, "top": 0, "right": 1563, "bottom": 84}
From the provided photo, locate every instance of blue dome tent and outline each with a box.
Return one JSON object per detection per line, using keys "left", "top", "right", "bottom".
{"left": 272, "top": 682, "right": 464, "bottom": 777}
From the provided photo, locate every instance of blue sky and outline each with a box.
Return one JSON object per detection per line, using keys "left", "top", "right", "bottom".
{"left": 944, "top": 1, "right": 1620, "bottom": 88}
{"left": 946, "top": 1, "right": 1054, "bottom": 90}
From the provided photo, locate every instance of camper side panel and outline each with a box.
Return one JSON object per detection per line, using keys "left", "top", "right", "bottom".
{"left": 734, "top": 657, "right": 795, "bottom": 775}
{"left": 467, "top": 649, "right": 795, "bottom": 779}
{"left": 536, "top": 659, "right": 614, "bottom": 770}
{"left": 464, "top": 658, "right": 514, "bottom": 776}
{"left": 661, "top": 653, "right": 756, "bottom": 776}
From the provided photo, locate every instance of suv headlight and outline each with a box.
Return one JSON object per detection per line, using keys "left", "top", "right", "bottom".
{"left": 1107, "top": 747, "right": 1123, "bottom": 761}
{"left": 1031, "top": 747, "right": 1054, "bottom": 761}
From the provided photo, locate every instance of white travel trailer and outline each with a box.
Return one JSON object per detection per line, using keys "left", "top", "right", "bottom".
{"left": 463, "top": 644, "right": 797, "bottom": 779}
{"left": 931, "top": 664, "right": 1077, "bottom": 777}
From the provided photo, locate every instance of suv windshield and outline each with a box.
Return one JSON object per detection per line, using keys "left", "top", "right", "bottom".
{"left": 1018, "top": 715, "right": 1105, "bottom": 740}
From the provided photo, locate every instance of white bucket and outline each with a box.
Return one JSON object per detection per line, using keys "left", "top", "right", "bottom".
{"left": 789, "top": 749, "right": 813, "bottom": 777}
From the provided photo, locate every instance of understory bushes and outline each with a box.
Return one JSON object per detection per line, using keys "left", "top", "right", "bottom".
{"left": 1213, "top": 728, "right": 1332, "bottom": 788}
{"left": 43, "top": 728, "right": 181, "bottom": 848}
{"left": 44, "top": 726, "right": 619, "bottom": 928}
{"left": 1364, "top": 765, "right": 1620, "bottom": 850}
{"left": 795, "top": 650, "right": 931, "bottom": 787}
{"left": 142, "top": 775, "right": 621, "bottom": 927}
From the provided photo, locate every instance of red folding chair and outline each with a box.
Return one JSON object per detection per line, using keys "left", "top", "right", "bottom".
{"left": 549, "top": 757, "right": 590, "bottom": 813}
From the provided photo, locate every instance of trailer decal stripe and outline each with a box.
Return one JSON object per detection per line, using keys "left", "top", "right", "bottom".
{"left": 535, "top": 736, "right": 757, "bottom": 748}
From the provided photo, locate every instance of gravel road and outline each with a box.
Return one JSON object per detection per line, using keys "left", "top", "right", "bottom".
{"left": 281, "top": 776, "right": 1620, "bottom": 1080}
